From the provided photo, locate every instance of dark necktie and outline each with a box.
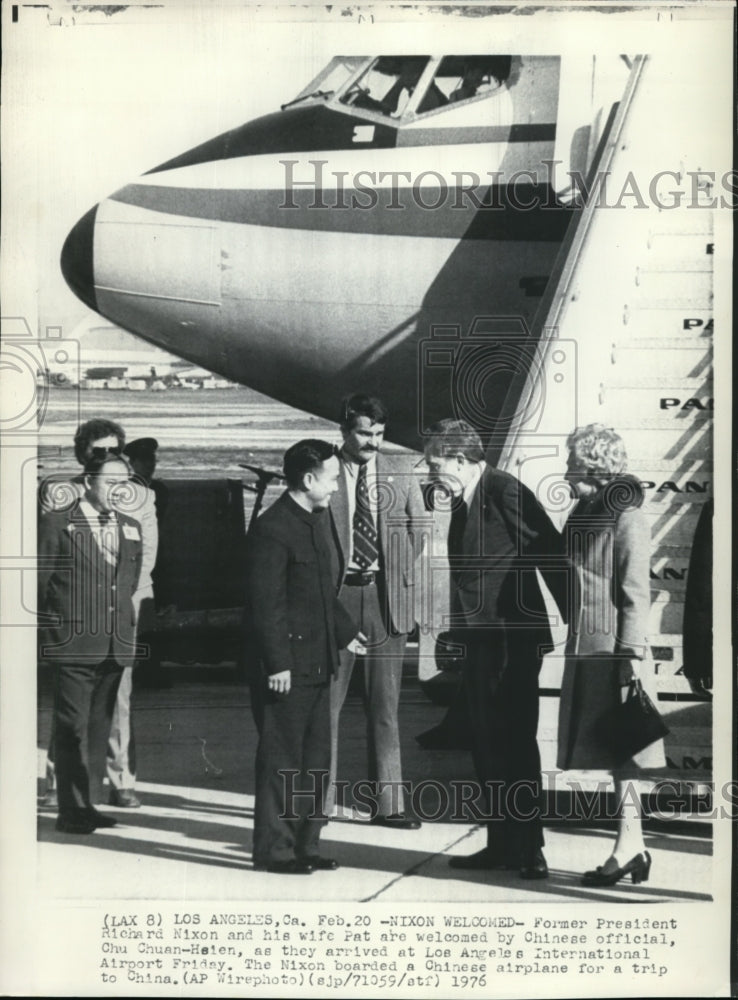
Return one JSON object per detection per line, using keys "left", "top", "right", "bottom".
{"left": 447, "top": 498, "right": 467, "bottom": 556}
{"left": 353, "top": 463, "right": 379, "bottom": 570}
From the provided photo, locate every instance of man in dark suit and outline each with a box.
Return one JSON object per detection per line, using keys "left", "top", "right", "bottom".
{"left": 38, "top": 454, "right": 142, "bottom": 834}
{"left": 424, "top": 419, "right": 566, "bottom": 878}
{"left": 327, "top": 394, "right": 427, "bottom": 827}
{"left": 246, "top": 439, "right": 361, "bottom": 875}
{"left": 40, "top": 418, "right": 158, "bottom": 810}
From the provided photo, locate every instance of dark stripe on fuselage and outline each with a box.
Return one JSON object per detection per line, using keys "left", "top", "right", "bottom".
{"left": 146, "top": 105, "right": 556, "bottom": 175}
{"left": 110, "top": 183, "right": 575, "bottom": 241}
{"left": 146, "top": 106, "right": 398, "bottom": 175}
{"left": 396, "top": 123, "right": 556, "bottom": 147}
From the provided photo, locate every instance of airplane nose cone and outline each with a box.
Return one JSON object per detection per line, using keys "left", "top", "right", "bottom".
{"left": 60, "top": 205, "right": 98, "bottom": 313}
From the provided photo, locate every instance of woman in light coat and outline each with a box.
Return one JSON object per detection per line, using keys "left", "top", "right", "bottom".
{"left": 558, "top": 424, "right": 665, "bottom": 886}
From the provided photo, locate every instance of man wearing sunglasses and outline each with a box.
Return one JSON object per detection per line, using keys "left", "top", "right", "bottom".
{"left": 40, "top": 418, "right": 158, "bottom": 811}
{"left": 38, "top": 453, "right": 143, "bottom": 833}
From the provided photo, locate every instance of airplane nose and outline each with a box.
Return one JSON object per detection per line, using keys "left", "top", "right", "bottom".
{"left": 60, "top": 205, "right": 98, "bottom": 313}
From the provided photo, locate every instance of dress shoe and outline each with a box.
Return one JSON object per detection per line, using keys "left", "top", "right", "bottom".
{"left": 370, "top": 813, "right": 421, "bottom": 830}
{"left": 519, "top": 849, "right": 549, "bottom": 880}
{"left": 259, "top": 859, "right": 314, "bottom": 875}
{"left": 87, "top": 809, "right": 117, "bottom": 828}
{"left": 582, "top": 850, "right": 651, "bottom": 887}
{"left": 56, "top": 814, "right": 97, "bottom": 835}
{"left": 301, "top": 856, "right": 339, "bottom": 871}
{"left": 448, "top": 847, "right": 512, "bottom": 871}
{"left": 109, "top": 789, "right": 141, "bottom": 808}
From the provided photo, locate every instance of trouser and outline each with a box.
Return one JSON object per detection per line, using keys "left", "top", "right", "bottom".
{"left": 47, "top": 677, "right": 133, "bottom": 797}
{"left": 47, "top": 590, "right": 153, "bottom": 796}
{"left": 326, "top": 581, "right": 407, "bottom": 817}
{"left": 46, "top": 682, "right": 133, "bottom": 797}
{"left": 53, "top": 657, "right": 123, "bottom": 817}
{"left": 253, "top": 682, "right": 330, "bottom": 866}
{"left": 460, "top": 633, "right": 544, "bottom": 860}
{"left": 106, "top": 666, "right": 136, "bottom": 791}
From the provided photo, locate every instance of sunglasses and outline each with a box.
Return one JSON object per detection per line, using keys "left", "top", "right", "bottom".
{"left": 90, "top": 446, "right": 123, "bottom": 459}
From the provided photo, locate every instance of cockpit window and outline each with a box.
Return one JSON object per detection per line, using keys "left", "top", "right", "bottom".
{"left": 286, "top": 56, "right": 369, "bottom": 108}
{"left": 340, "top": 56, "right": 438, "bottom": 118}
{"left": 334, "top": 55, "right": 514, "bottom": 121}
{"left": 430, "top": 56, "right": 513, "bottom": 106}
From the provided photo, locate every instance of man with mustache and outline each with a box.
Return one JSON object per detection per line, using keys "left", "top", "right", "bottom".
{"left": 326, "top": 394, "right": 426, "bottom": 827}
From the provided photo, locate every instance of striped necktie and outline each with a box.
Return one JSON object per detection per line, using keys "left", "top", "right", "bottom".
{"left": 353, "top": 463, "right": 379, "bottom": 570}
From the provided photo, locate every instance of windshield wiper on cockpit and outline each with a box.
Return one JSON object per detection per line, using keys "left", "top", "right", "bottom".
{"left": 280, "top": 90, "right": 333, "bottom": 111}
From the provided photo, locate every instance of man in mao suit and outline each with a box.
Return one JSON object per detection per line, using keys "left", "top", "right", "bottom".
{"left": 38, "top": 455, "right": 142, "bottom": 834}
{"left": 246, "top": 440, "right": 361, "bottom": 874}
{"left": 327, "top": 394, "right": 426, "bottom": 827}
{"left": 41, "top": 418, "right": 157, "bottom": 809}
{"left": 424, "top": 419, "right": 567, "bottom": 878}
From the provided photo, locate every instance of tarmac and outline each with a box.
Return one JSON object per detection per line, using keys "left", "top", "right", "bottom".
{"left": 36, "top": 667, "right": 713, "bottom": 905}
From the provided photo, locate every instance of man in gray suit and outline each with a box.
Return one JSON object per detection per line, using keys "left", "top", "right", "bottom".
{"left": 327, "top": 394, "right": 426, "bottom": 827}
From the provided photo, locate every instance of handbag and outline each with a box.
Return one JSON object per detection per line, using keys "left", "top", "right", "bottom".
{"left": 598, "top": 677, "right": 670, "bottom": 765}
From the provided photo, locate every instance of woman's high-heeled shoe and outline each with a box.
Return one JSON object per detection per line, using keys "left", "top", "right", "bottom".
{"left": 581, "top": 850, "right": 651, "bottom": 886}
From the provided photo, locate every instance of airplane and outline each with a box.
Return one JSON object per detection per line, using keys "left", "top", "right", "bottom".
{"left": 39, "top": 318, "right": 234, "bottom": 388}
{"left": 60, "top": 52, "right": 631, "bottom": 453}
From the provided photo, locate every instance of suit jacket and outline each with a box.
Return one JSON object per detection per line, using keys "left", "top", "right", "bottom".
{"left": 37, "top": 501, "right": 142, "bottom": 665}
{"left": 246, "top": 492, "right": 356, "bottom": 684}
{"left": 330, "top": 452, "right": 427, "bottom": 635}
{"left": 40, "top": 472, "right": 158, "bottom": 596}
{"left": 450, "top": 466, "right": 566, "bottom": 651}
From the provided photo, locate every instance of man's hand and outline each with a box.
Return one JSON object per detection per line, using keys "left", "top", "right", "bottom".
{"left": 268, "top": 670, "right": 291, "bottom": 694}
{"left": 347, "top": 632, "right": 368, "bottom": 656}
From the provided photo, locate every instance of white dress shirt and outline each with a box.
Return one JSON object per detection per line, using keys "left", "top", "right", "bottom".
{"left": 78, "top": 498, "right": 119, "bottom": 566}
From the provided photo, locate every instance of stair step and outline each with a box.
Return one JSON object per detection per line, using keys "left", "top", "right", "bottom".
{"left": 612, "top": 336, "right": 712, "bottom": 350}
{"left": 646, "top": 232, "right": 716, "bottom": 257}
{"left": 636, "top": 260, "right": 713, "bottom": 279}
{"left": 608, "top": 344, "right": 711, "bottom": 379}
{"left": 622, "top": 305, "right": 713, "bottom": 333}
{"left": 626, "top": 468, "right": 712, "bottom": 486}
{"left": 646, "top": 215, "right": 714, "bottom": 239}
{"left": 626, "top": 294, "right": 714, "bottom": 311}
{"left": 593, "top": 395, "right": 713, "bottom": 429}
{"left": 631, "top": 271, "right": 712, "bottom": 298}
{"left": 600, "top": 375, "right": 711, "bottom": 390}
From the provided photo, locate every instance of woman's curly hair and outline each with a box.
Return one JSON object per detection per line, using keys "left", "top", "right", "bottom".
{"left": 566, "top": 423, "right": 628, "bottom": 477}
